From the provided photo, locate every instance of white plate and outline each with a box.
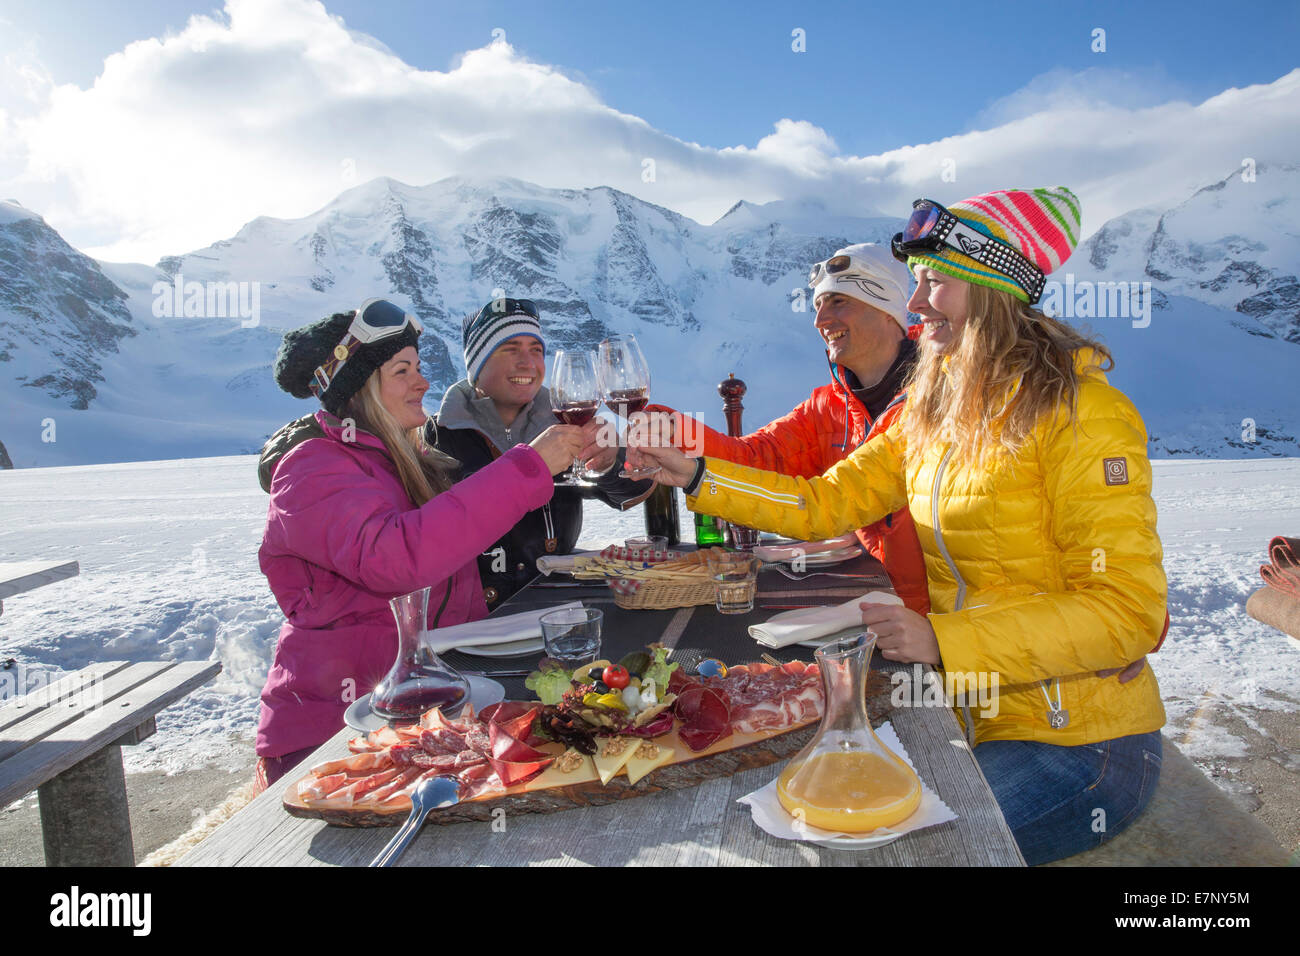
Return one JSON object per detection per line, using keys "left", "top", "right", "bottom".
{"left": 343, "top": 676, "right": 506, "bottom": 732}
{"left": 810, "top": 830, "right": 905, "bottom": 851}
{"left": 795, "top": 545, "right": 864, "bottom": 566}
{"left": 455, "top": 636, "right": 545, "bottom": 658}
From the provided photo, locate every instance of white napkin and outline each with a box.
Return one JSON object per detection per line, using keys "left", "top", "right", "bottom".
{"left": 747, "top": 591, "right": 902, "bottom": 649}
{"left": 737, "top": 722, "right": 957, "bottom": 845}
{"left": 753, "top": 532, "right": 860, "bottom": 563}
{"left": 425, "top": 601, "right": 583, "bottom": 652}
{"left": 535, "top": 551, "right": 599, "bottom": 575}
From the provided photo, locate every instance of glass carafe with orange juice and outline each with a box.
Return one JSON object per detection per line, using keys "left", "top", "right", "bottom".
{"left": 777, "top": 632, "right": 922, "bottom": 832}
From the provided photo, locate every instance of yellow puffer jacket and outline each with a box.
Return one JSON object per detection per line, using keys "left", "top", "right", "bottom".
{"left": 688, "top": 358, "right": 1166, "bottom": 747}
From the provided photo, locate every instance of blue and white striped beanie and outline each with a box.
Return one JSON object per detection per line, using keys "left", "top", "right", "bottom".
{"left": 462, "top": 297, "right": 545, "bottom": 384}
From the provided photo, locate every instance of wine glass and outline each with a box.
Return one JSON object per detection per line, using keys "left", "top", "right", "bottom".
{"left": 549, "top": 349, "right": 601, "bottom": 486}
{"left": 598, "top": 333, "right": 661, "bottom": 480}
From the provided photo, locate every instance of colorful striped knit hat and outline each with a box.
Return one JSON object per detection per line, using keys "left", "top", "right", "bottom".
{"left": 462, "top": 297, "right": 545, "bottom": 384}
{"left": 907, "top": 186, "right": 1081, "bottom": 303}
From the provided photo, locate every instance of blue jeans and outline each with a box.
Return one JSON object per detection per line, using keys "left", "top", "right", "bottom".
{"left": 973, "top": 731, "right": 1162, "bottom": 865}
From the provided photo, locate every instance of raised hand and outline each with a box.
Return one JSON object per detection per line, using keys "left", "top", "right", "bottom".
{"left": 529, "top": 425, "right": 588, "bottom": 476}
{"left": 626, "top": 412, "right": 696, "bottom": 487}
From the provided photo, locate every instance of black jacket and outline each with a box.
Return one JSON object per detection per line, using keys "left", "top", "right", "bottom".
{"left": 427, "top": 381, "right": 653, "bottom": 608}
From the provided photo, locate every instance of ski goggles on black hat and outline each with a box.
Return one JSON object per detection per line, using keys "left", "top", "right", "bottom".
{"left": 310, "top": 298, "right": 422, "bottom": 398}
{"left": 891, "top": 199, "right": 1046, "bottom": 303}
{"left": 473, "top": 297, "right": 540, "bottom": 324}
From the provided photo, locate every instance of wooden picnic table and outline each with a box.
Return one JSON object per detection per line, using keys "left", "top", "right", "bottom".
{"left": 181, "top": 550, "right": 1023, "bottom": 867}
{"left": 0, "top": 659, "right": 222, "bottom": 865}
{"left": 0, "top": 559, "right": 80, "bottom": 617}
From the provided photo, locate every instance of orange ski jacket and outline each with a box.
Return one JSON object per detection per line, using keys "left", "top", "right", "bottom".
{"left": 651, "top": 326, "right": 930, "bottom": 614}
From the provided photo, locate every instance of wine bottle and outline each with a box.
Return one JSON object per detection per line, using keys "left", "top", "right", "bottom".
{"left": 644, "top": 484, "right": 681, "bottom": 547}
{"left": 694, "top": 511, "right": 725, "bottom": 547}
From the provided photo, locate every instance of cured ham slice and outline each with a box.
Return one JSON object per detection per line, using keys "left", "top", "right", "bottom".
{"left": 694, "top": 661, "right": 823, "bottom": 738}
{"left": 487, "top": 721, "right": 555, "bottom": 786}
{"left": 299, "top": 701, "right": 553, "bottom": 810}
{"left": 674, "top": 686, "right": 732, "bottom": 752}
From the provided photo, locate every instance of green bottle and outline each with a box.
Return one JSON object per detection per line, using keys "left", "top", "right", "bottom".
{"left": 694, "top": 511, "right": 725, "bottom": 547}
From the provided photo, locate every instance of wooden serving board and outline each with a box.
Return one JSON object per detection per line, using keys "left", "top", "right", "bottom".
{"left": 284, "top": 670, "right": 895, "bottom": 828}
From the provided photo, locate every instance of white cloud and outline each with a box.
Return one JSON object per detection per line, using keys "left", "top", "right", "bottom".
{"left": 972, "top": 65, "right": 1189, "bottom": 127}
{"left": 2, "top": 0, "right": 1298, "bottom": 263}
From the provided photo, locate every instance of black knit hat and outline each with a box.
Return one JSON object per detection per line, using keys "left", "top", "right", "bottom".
{"left": 273, "top": 307, "right": 421, "bottom": 416}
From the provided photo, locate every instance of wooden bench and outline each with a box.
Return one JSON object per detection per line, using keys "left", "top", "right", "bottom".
{"left": 0, "top": 659, "right": 221, "bottom": 866}
{"left": 1047, "top": 737, "right": 1288, "bottom": 866}
{"left": 0, "top": 559, "right": 80, "bottom": 617}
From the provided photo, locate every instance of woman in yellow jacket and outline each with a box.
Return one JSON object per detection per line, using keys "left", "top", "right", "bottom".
{"left": 630, "top": 187, "right": 1166, "bottom": 865}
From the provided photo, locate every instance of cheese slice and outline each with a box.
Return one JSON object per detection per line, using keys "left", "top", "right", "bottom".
{"left": 624, "top": 737, "right": 675, "bottom": 785}
{"left": 527, "top": 748, "right": 597, "bottom": 790}
{"left": 592, "top": 736, "right": 641, "bottom": 784}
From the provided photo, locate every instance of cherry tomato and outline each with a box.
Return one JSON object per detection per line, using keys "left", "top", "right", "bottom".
{"left": 602, "top": 665, "right": 630, "bottom": 689}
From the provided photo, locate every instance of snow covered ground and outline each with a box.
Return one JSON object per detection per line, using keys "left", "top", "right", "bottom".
{"left": 0, "top": 455, "right": 1296, "bottom": 780}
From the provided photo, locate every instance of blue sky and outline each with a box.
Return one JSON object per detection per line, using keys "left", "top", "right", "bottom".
{"left": 1, "top": 0, "right": 1297, "bottom": 260}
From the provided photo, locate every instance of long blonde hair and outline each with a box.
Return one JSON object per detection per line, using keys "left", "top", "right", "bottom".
{"left": 901, "top": 282, "right": 1113, "bottom": 468}
{"left": 346, "top": 374, "right": 454, "bottom": 505}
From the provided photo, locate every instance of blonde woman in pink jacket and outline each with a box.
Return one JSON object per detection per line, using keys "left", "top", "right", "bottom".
{"left": 255, "top": 300, "right": 593, "bottom": 788}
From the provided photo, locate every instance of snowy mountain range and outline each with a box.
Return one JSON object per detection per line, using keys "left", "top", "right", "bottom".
{"left": 1, "top": 167, "right": 1297, "bottom": 468}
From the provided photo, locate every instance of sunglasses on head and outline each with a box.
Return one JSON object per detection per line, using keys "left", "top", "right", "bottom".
{"left": 891, "top": 199, "right": 1046, "bottom": 303}
{"left": 309, "top": 298, "right": 422, "bottom": 398}
{"left": 807, "top": 254, "right": 858, "bottom": 286}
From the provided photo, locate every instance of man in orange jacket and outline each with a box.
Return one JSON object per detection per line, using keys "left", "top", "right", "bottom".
{"left": 651, "top": 243, "right": 931, "bottom": 614}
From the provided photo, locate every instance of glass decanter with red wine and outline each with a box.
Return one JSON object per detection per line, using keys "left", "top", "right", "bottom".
{"left": 369, "top": 586, "right": 471, "bottom": 721}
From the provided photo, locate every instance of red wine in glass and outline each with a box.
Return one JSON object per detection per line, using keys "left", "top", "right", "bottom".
{"left": 557, "top": 400, "right": 600, "bottom": 427}
{"left": 597, "top": 335, "right": 659, "bottom": 479}
{"left": 549, "top": 349, "right": 601, "bottom": 485}
{"left": 370, "top": 676, "right": 468, "bottom": 721}
{"left": 605, "top": 387, "right": 649, "bottom": 416}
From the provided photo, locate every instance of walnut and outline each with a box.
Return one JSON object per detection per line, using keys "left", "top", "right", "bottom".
{"left": 555, "top": 749, "right": 585, "bottom": 774}
{"left": 600, "top": 737, "right": 632, "bottom": 758}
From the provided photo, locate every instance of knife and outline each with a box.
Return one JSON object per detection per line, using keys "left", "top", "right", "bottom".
{"left": 530, "top": 581, "right": 596, "bottom": 588}
{"left": 463, "top": 669, "right": 533, "bottom": 678}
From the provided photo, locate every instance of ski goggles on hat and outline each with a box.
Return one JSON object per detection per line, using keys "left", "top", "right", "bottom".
{"left": 309, "top": 298, "right": 422, "bottom": 398}
{"left": 473, "top": 297, "right": 540, "bottom": 324}
{"left": 806, "top": 254, "right": 893, "bottom": 303}
{"left": 891, "top": 199, "right": 1046, "bottom": 303}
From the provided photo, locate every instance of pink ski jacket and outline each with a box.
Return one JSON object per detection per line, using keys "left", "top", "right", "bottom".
{"left": 256, "top": 411, "right": 553, "bottom": 757}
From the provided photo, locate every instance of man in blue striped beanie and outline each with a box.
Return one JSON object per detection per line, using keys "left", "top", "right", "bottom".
{"left": 429, "top": 294, "right": 653, "bottom": 608}
{"left": 462, "top": 296, "right": 545, "bottom": 386}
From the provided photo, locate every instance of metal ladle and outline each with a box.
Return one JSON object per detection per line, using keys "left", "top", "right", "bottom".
{"left": 369, "top": 775, "right": 460, "bottom": 867}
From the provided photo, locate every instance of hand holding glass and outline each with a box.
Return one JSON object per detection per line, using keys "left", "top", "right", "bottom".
{"left": 598, "top": 334, "right": 660, "bottom": 480}
{"left": 550, "top": 349, "right": 602, "bottom": 486}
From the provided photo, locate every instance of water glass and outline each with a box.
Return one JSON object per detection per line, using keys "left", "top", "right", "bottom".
{"left": 540, "top": 607, "right": 603, "bottom": 669}
{"left": 726, "top": 523, "right": 761, "bottom": 551}
{"left": 625, "top": 535, "right": 668, "bottom": 553}
{"left": 705, "top": 551, "right": 760, "bottom": 614}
